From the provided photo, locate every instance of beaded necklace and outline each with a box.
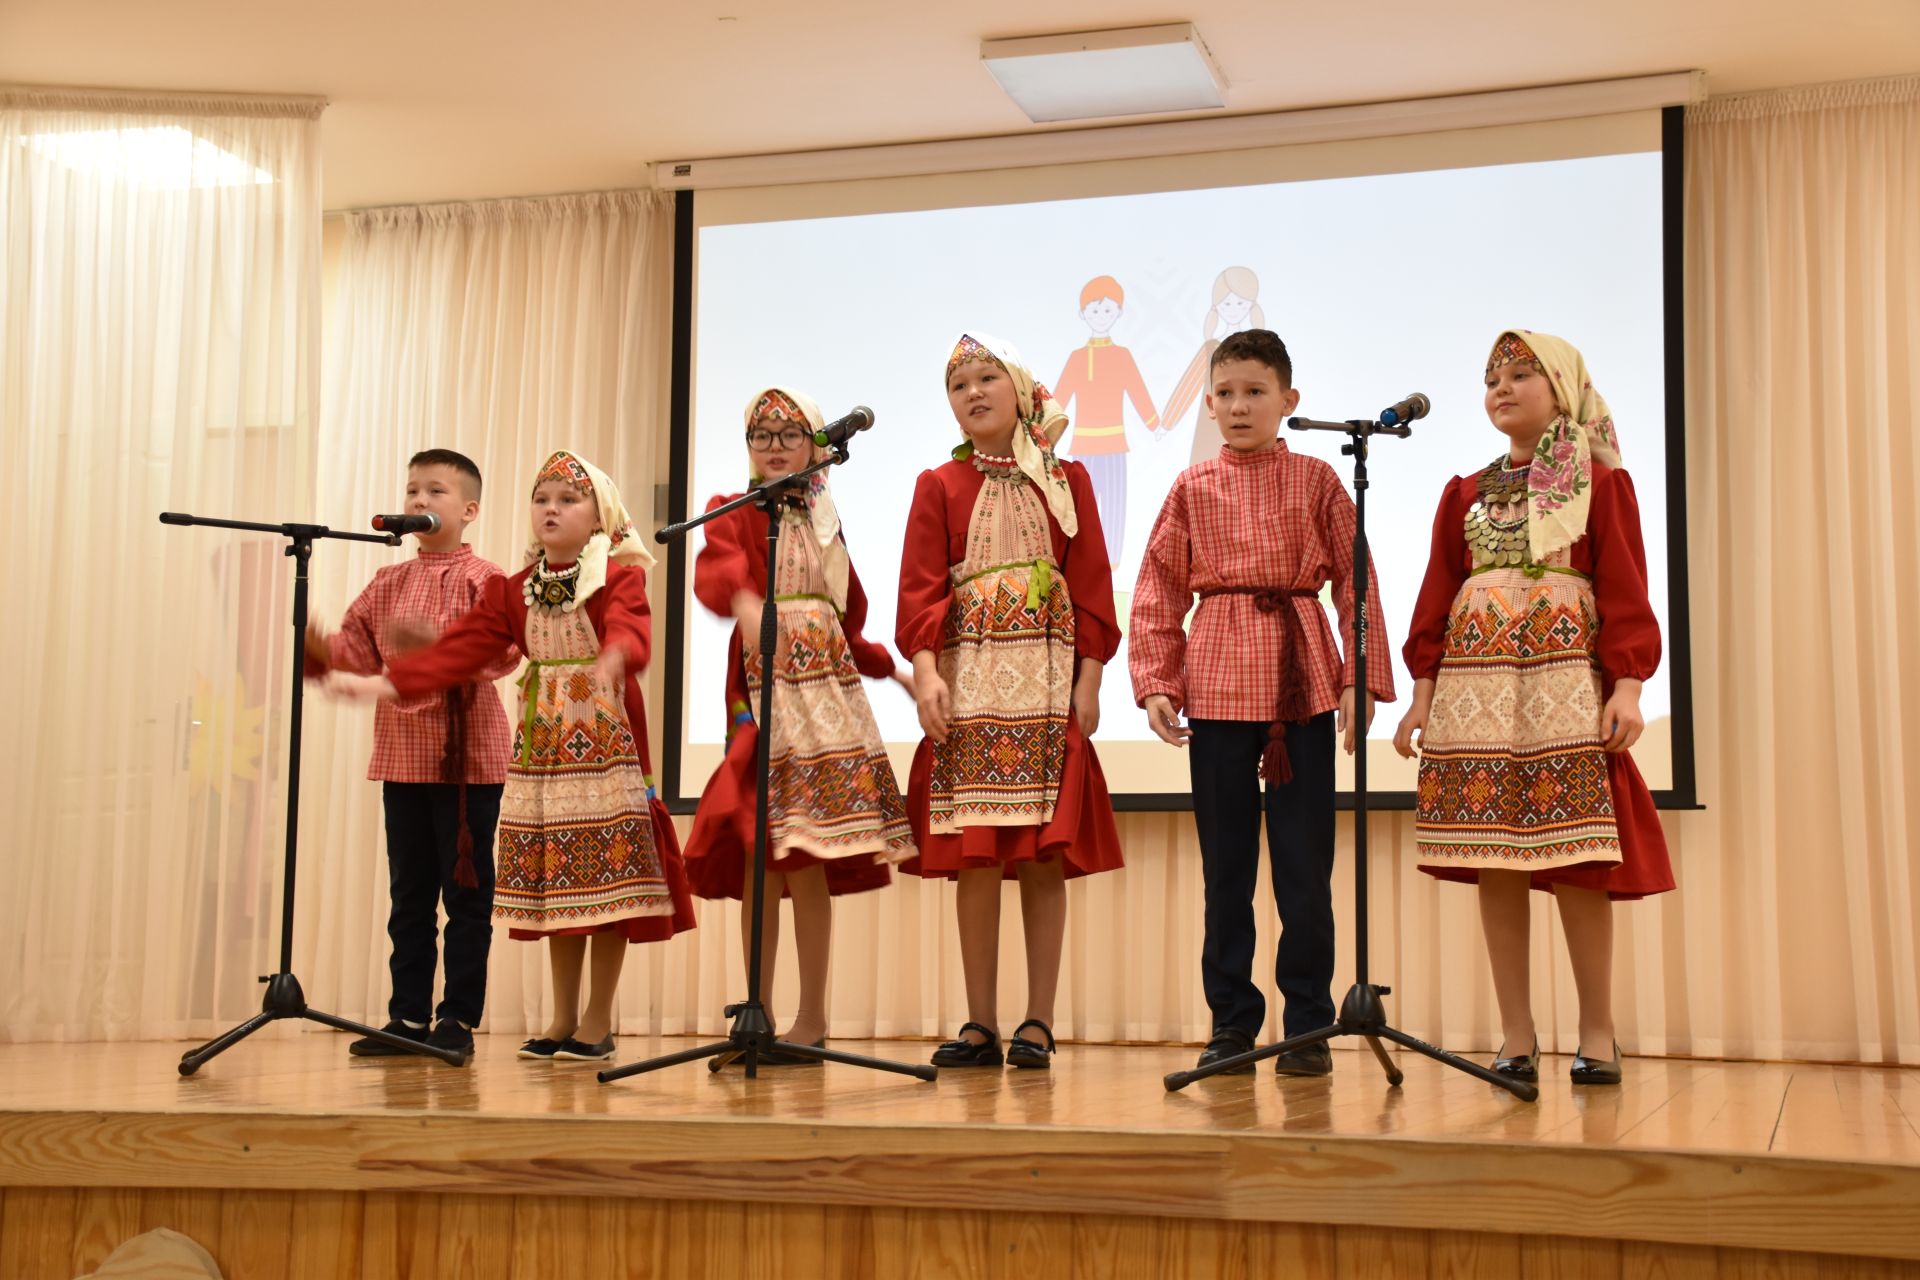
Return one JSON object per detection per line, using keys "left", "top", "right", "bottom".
{"left": 523, "top": 555, "right": 583, "bottom": 612}
{"left": 969, "top": 449, "right": 1019, "bottom": 478}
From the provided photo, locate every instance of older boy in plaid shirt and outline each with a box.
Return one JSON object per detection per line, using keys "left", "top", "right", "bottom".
{"left": 1130, "top": 331, "right": 1395, "bottom": 1076}
{"left": 305, "top": 449, "right": 517, "bottom": 1059}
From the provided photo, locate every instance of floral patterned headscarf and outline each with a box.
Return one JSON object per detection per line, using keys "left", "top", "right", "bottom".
{"left": 945, "top": 331, "right": 1078, "bottom": 537}
{"left": 744, "top": 385, "right": 850, "bottom": 613}
{"left": 1488, "top": 329, "right": 1622, "bottom": 561}
{"left": 526, "top": 449, "right": 652, "bottom": 606}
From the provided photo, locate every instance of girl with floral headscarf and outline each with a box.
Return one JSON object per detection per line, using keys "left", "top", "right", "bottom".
{"left": 683, "top": 386, "right": 916, "bottom": 1063}
{"left": 896, "top": 332, "right": 1125, "bottom": 1071}
{"left": 1395, "top": 331, "right": 1673, "bottom": 1088}
{"left": 337, "top": 449, "right": 696, "bottom": 1065}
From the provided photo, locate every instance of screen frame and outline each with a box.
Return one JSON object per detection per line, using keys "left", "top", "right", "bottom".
{"left": 658, "top": 104, "right": 1700, "bottom": 813}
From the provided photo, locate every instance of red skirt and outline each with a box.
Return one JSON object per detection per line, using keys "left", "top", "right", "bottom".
{"left": 683, "top": 724, "right": 894, "bottom": 899}
{"left": 1418, "top": 752, "right": 1675, "bottom": 901}
{"left": 902, "top": 718, "right": 1124, "bottom": 880}
{"left": 507, "top": 797, "right": 701, "bottom": 940}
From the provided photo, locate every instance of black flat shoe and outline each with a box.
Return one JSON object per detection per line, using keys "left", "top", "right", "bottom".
{"left": 1273, "top": 1043, "right": 1333, "bottom": 1077}
{"left": 1006, "top": 1020, "right": 1056, "bottom": 1070}
{"left": 426, "top": 1019, "right": 474, "bottom": 1061}
{"left": 1492, "top": 1036, "right": 1541, "bottom": 1083}
{"left": 348, "top": 1019, "right": 429, "bottom": 1057}
{"left": 1195, "top": 1027, "right": 1256, "bottom": 1075}
{"left": 554, "top": 1035, "right": 616, "bottom": 1062}
{"left": 1570, "top": 1040, "right": 1623, "bottom": 1085}
{"left": 517, "top": 1037, "right": 564, "bottom": 1060}
{"left": 930, "top": 1021, "right": 1003, "bottom": 1068}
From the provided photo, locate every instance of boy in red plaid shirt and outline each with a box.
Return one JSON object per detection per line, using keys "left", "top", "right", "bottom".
{"left": 1129, "top": 330, "right": 1396, "bottom": 1076}
{"left": 304, "top": 449, "right": 516, "bottom": 1060}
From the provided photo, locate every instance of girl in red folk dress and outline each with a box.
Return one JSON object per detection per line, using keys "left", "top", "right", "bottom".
{"left": 898, "top": 332, "right": 1124, "bottom": 1070}
{"left": 683, "top": 386, "right": 916, "bottom": 1063}
{"left": 334, "top": 450, "right": 695, "bottom": 1064}
{"left": 1394, "top": 331, "right": 1674, "bottom": 1087}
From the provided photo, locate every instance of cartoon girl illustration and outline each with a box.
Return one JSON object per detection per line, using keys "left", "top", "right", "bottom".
{"left": 1158, "top": 267, "right": 1266, "bottom": 469}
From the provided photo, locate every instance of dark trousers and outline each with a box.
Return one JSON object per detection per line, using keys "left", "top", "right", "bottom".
{"left": 380, "top": 781, "right": 502, "bottom": 1028}
{"left": 1188, "top": 714, "right": 1337, "bottom": 1039}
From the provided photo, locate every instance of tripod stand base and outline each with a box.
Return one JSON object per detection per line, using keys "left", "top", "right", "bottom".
{"left": 177, "top": 973, "right": 468, "bottom": 1076}
{"left": 1162, "top": 982, "right": 1538, "bottom": 1101}
{"left": 597, "top": 1000, "right": 937, "bottom": 1084}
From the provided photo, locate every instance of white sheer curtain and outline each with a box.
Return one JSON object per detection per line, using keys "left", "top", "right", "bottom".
{"left": 300, "top": 192, "right": 684, "bottom": 1038}
{"left": 1674, "top": 75, "right": 1920, "bottom": 1064}
{"left": 0, "top": 87, "right": 324, "bottom": 1041}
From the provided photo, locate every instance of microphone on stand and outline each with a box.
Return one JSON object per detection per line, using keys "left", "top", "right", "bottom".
{"left": 1377, "top": 393, "right": 1430, "bottom": 427}
{"left": 370, "top": 512, "right": 441, "bottom": 535}
{"left": 813, "top": 406, "right": 875, "bottom": 450}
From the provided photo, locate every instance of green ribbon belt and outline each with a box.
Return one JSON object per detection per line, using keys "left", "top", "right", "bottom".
{"left": 959, "top": 559, "right": 1056, "bottom": 611}
{"left": 1469, "top": 563, "right": 1590, "bottom": 583}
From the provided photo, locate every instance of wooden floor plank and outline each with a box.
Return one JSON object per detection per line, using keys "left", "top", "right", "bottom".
{"left": 1, "top": 1036, "right": 1916, "bottom": 1265}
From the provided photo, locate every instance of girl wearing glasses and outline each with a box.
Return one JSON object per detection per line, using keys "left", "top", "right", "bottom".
{"left": 683, "top": 387, "right": 916, "bottom": 1063}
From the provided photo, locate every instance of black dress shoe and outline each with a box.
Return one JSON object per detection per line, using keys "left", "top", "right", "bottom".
{"left": 517, "top": 1037, "right": 563, "bottom": 1060}
{"left": 1006, "top": 1019, "right": 1056, "bottom": 1070}
{"left": 554, "top": 1035, "right": 616, "bottom": 1062}
{"left": 930, "top": 1022, "right": 1003, "bottom": 1068}
{"left": 1492, "top": 1037, "right": 1541, "bottom": 1083}
{"left": 348, "top": 1019, "right": 429, "bottom": 1057}
{"left": 426, "top": 1019, "right": 474, "bottom": 1061}
{"left": 1195, "top": 1027, "right": 1256, "bottom": 1075}
{"left": 1570, "top": 1040, "right": 1623, "bottom": 1085}
{"left": 1273, "top": 1043, "right": 1333, "bottom": 1077}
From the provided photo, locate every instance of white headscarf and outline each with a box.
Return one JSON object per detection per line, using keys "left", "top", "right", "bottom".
{"left": 525, "top": 448, "right": 652, "bottom": 607}
{"left": 1487, "top": 330, "right": 1624, "bottom": 562}
{"left": 744, "top": 385, "right": 851, "bottom": 613}
{"left": 946, "top": 331, "right": 1079, "bottom": 537}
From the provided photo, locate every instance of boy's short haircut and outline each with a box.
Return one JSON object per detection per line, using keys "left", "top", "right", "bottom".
{"left": 1079, "top": 275, "right": 1123, "bottom": 308}
{"left": 409, "top": 448, "right": 483, "bottom": 499}
{"left": 1209, "top": 328, "right": 1293, "bottom": 388}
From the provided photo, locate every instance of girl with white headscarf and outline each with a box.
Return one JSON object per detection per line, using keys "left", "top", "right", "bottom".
{"left": 896, "top": 332, "right": 1125, "bottom": 1071}
{"left": 343, "top": 449, "right": 695, "bottom": 1065}
{"left": 683, "top": 386, "right": 916, "bottom": 1063}
{"left": 1394, "top": 331, "right": 1673, "bottom": 1088}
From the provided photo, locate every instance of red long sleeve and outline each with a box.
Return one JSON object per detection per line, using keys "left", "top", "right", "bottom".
{"left": 1402, "top": 477, "right": 1475, "bottom": 683}
{"left": 595, "top": 564, "right": 652, "bottom": 674}
{"left": 895, "top": 469, "right": 957, "bottom": 660}
{"left": 1128, "top": 475, "right": 1194, "bottom": 708}
{"left": 1583, "top": 466, "right": 1662, "bottom": 686}
{"left": 387, "top": 573, "right": 521, "bottom": 699}
{"left": 693, "top": 494, "right": 754, "bottom": 619}
{"left": 318, "top": 585, "right": 383, "bottom": 677}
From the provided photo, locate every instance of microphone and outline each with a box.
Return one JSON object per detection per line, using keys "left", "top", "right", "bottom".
{"left": 813, "top": 406, "right": 874, "bottom": 449}
{"left": 1378, "top": 393, "right": 1430, "bottom": 427}
{"left": 371, "top": 512, "right": 441, "bottom": 535}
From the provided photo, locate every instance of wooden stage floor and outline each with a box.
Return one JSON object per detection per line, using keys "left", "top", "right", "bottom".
{"left": 2, "top": 1033, "right": 1917, "bottom": 1278}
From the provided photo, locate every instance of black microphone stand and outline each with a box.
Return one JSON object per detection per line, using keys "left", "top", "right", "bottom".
{"left": 1163, "top": 415, "right": 1536, "bottom": 1101}
{"left": 160, "top": 512, "right": 469, "bottom": 1073}
{"left": 600, "top": 442, "right": 936, "bottom": 1084}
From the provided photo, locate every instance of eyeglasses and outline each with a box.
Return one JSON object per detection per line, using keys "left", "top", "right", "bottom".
{"left": 746, "top": 426, "right": 813, "bottom": 451}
